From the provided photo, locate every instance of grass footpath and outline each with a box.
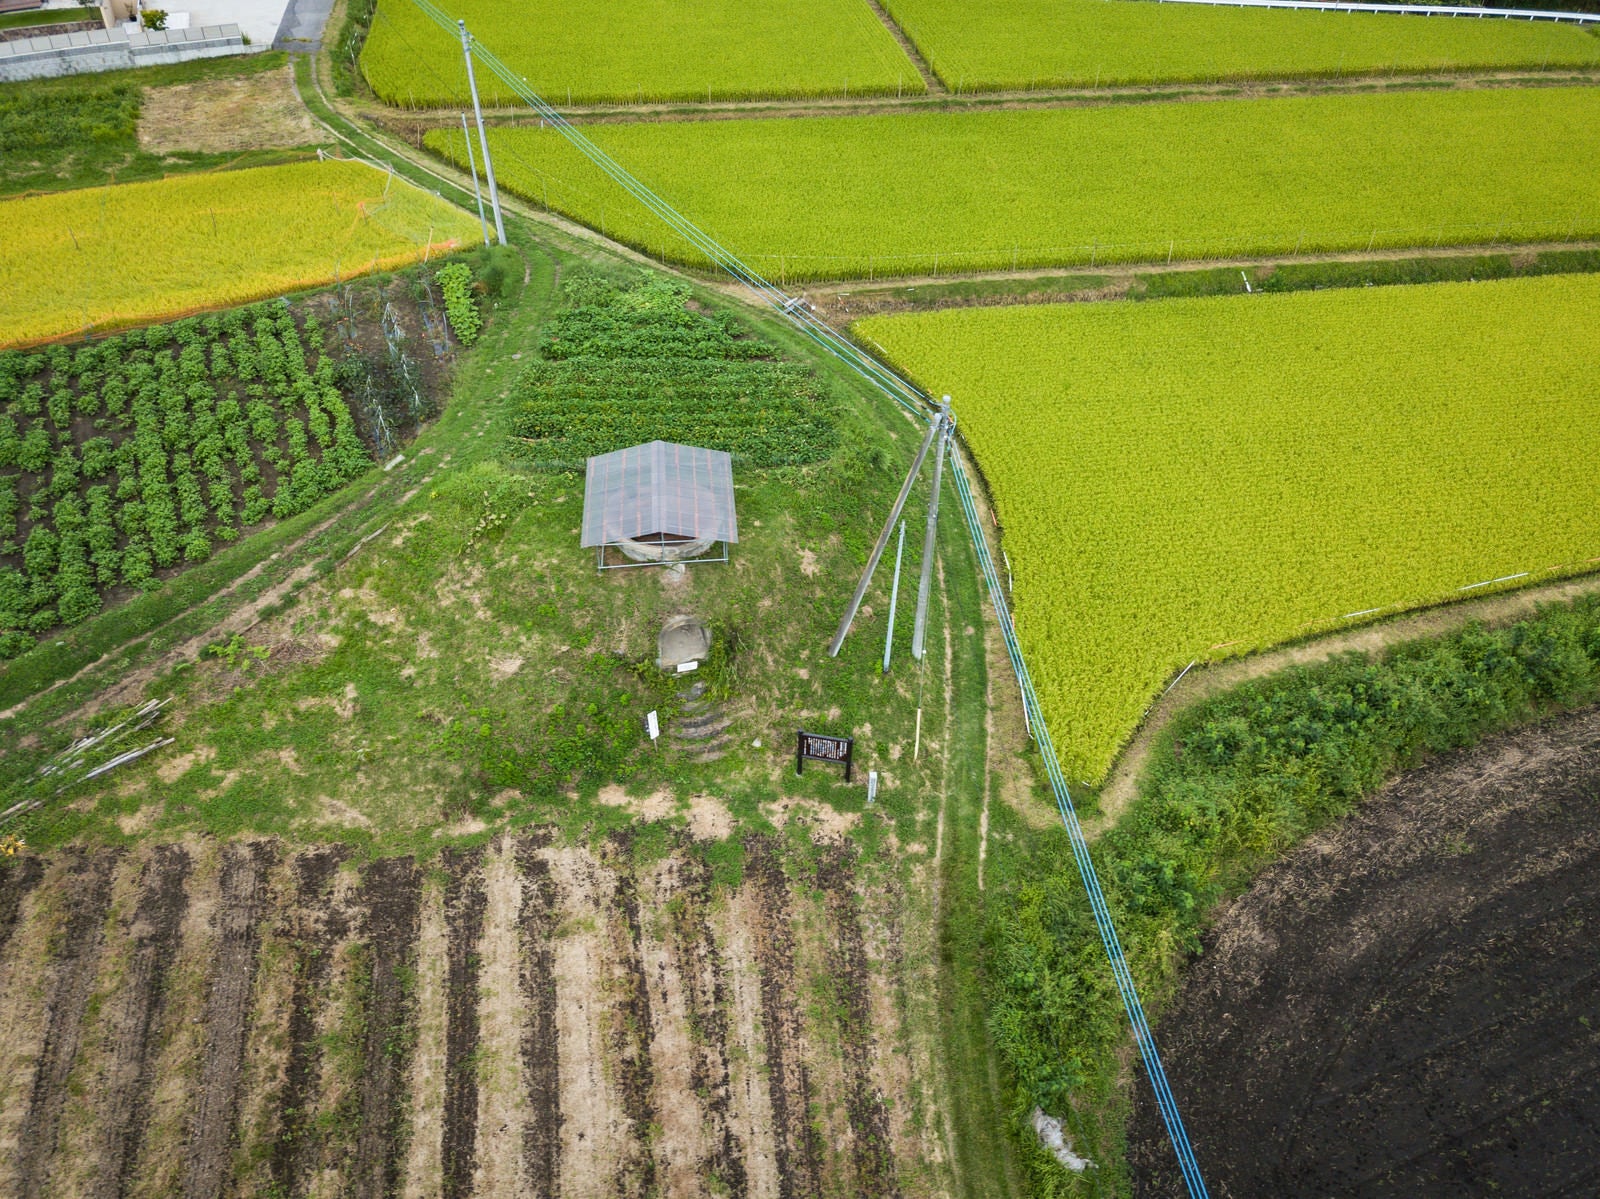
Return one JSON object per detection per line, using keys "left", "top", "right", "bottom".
{"left": 984, "top": 595, "right": 1600, "bottom": 1196}
{"left": 882, "top": 0, "right": 1600, "bottom": 91}
{"left": 858, "top": 272, "right": 1600, "bottom": 783}
{"left": 435, "top": 86, "right": 1600, "bottom": 280}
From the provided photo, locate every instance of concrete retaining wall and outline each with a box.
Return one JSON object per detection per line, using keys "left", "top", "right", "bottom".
{"left": 0, "top": 22, "right": 254, "bottom": 81}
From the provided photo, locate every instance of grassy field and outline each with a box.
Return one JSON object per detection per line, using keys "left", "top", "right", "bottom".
{"left": 857, "top": 273, "right": 1600, "bottom": 783}
{"left": 432, "top": 86, "right": 1600, "bottom": 280}
{"left": 0, "top": 51, "right": 314, "bottom": 198}
{"left": 360, "top": 0, "right": 922, "bottom": 107}
{"left": 0, "top": 159, "right": 480, "bottom": 348}
{"left": 883, "top": 0, "right": 1600, "bottom": 90}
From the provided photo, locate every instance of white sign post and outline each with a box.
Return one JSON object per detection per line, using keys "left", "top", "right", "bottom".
{"left": 646, "top": 710, "right": 660, "bottom": 743}
{"left": 867, "top": 770, "right": 879, "bottom": 804}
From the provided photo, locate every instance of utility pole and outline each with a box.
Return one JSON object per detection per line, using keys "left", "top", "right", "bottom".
{"left": 883, "top": 521, "right": 907, "bottom": 674}
{"left": 459, "top": 19, "right": 505, "bottom": 246}
{"left": 460, "top": 112, "right": 490, "bottom": 247}
{"left": 911, "top": 397, "right": 951, "bottom": 661}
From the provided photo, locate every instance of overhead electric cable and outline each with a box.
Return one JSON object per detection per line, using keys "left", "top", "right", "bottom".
{"left": 396, "top": 4, "right": 1210, "bottom": 1190}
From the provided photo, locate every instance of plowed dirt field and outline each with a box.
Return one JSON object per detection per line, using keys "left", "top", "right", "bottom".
{"left": 1129, "top": 706, "right": 1600, "bottom": 1197}
{"left": 0, "top": 830, "right": 952, "bottom": 1198}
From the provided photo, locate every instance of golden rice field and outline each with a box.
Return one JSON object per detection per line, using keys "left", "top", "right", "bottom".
{"left": 858, "top": 274, "right": 1600, "bottom": 783}
{"left": 0, "top": 160, "right": 481, "bottom": 348}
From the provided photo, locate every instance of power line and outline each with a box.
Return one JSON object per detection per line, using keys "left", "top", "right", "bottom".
{"left": 395, "top": 3, "right": 1211, "bottom": 1190}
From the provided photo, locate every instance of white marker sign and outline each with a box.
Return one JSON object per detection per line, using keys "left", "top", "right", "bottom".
{"left": 646, "top": 710, "right": 660, "bottom": 741}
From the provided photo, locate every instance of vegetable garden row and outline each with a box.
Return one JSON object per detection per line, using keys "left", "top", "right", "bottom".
{"left": 509, "top": 271, "right": 837, "bottom": 469}
{"left": 0, "top": 303, "right": 372, "bottom": 657}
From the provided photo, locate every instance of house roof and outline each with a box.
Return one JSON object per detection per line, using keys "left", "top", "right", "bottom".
{"left": 580, "top": 440, "right": 738, "bottom": 547}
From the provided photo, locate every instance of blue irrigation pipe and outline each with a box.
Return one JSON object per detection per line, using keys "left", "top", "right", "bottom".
{"left": 401, "top": 3, "right": 1210, "bottom": 1189}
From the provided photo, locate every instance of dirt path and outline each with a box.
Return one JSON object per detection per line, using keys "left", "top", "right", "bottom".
{"left": 714, "top": 885, "right": 783, "bottom": 1198}
{"left": 515, "top": 836, "right": 563, "bottom": 1196}
{"left": 1092, "top": 570, "right": 1600, "bottom": 833}
{"left": 440, "top": 847, "right": 488, "bottom": 1199}
{"left": 13, "top": 849, "right": 120, "bottom": 1199}
{"left": 84, "top": 844, "right": 193, "bottom": 1199}
{"left": 471, "top": 839, "right": 526, "bottom": 1198}
{"left": 388, "top": 67, "right": 1600, "bottom": 127}
{"left": 402, "top": 873, "right": 450, "bottom": 1199}
{"left": 183, "top": 841, "right": 277, "bottom": 1199}
{"left": 805, "top": 239, "right": 1600, "bottom": 317}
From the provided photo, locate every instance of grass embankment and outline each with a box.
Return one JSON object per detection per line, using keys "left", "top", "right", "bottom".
{"left": 882, "top": 0, "right": 1600, "bottom": 91}
{"left": 360, "top": 0, "right": 922, "bottom": 107}
{"left": 984, "top": 595, "right": 1600, "bottom": 1195}
{"left": 0, "top": 159, "right": 480, "bottom": 347}
{"left": 0, "top": 51, "right": 315, "bottom": 199}
{"left": 0, "top": 212, "right": 1024, "bottom": 1195}
{"left": 433, "top": 86, "right": 1600, "bottom": 280}
{"left": 858, "top": 272, "right": 1600, "bottom": 782}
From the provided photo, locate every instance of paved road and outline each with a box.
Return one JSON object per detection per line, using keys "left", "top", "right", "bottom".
{"left": 274, "top": 0, "right": 334, "bottom": 51}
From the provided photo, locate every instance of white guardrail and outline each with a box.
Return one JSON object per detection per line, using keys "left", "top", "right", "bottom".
{"left": 1154, "top": 0, "right": 1600, "bottom": 23}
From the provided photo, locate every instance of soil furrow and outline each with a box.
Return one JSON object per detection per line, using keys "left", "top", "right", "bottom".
{"left": 745, "top": 838, "right": 824, "bottom": 1199}
{"left": 607, "top": 834, "right": 659, "bottom": 1197}
{"left": 95, "top": 843, "right": 193, "bottom": 1198}
{"left": 664, "top": 849, "right": 747, "bottom": 1196}
{"left": 352, "top": 856, "right": 424, "bottom": 1199}
{"left": 816, "top": 847, "right": 900, "bottom": 1197}
{"left": 183, "top": 840, "right": 278, "bottom": 1199}
{"left": 516, "top": 834, "right": 562, "bottom": 1198}
{"left": 269, "top": 846, "right": 354, "bottom": 1198}
{"left": 119, "top": 840, "right": 222, "bottom": 1198}
{"left": 441, "top": 846, "right": 488, "bottom": 1199}
{"left": 13, "top": 847, "right": 119, "bottom": 1199}
{"left": 0, "top": 853, "right": 44, "bottom": 956}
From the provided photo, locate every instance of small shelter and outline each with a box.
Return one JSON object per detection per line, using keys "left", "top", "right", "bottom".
{"left": 581, "top": 440, "right": 738, "bottom": 570}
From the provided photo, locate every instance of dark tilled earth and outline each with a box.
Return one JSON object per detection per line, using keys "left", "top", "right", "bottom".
{"left": 1130, "top": 706, "right": 1600, "bottom": 1199}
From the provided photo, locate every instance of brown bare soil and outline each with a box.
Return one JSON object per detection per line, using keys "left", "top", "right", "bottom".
{"left": 139, "top": 65, "right": 319, "bottom": 154}
{"left": 1129, "top": 706, "right": 1600, "bottom": 1198}
{"left": 0, "top": 829, "right": 953, "bottom": 1197}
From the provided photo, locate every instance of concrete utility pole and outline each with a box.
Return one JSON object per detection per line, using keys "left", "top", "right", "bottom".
{"left": 460, "top": 112, "right": 490, "bottom": 247}
{"left": 910, "top": 397, "right": 952, "bottom": 661}
{"left": 459, "top": 19, "right": 506, "bottom": 246}
{"left": 828, "top": 414, "right": 941, "bottom": 658}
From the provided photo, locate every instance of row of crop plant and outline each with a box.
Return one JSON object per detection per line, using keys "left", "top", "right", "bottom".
{"left": 0, "top": 302, "right": 371, "bottom": 656}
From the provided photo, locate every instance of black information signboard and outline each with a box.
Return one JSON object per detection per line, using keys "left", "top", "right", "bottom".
{"left": 796, "top": 731, "right": 853, "bottom": 782}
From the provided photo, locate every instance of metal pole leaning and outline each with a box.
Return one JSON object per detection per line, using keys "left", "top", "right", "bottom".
{"left": 828, "top": 415, "right": 940, "bottom": 657}
{"left": 884, "top": 521, "right": 907, "bottom": 673}
{"left": 460, "top": 112, "right": 490, "bottom": 247}
{"left": 459, "top": 19, "right": 506, "bottom": 246}
{"left": 911, "top": 398, "right": 951, "bottom": 661}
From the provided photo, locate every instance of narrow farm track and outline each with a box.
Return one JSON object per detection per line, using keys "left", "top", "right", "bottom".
{"left": 0, "top": 834, "right": 955, "bottom": 1196}
{"left": 371, "top": 66, "right": 1600, "bottom": 127}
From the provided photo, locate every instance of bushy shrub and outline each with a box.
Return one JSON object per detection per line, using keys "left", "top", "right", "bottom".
{"left": 437, "top": 262, "right": 482, "bottom": 345}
